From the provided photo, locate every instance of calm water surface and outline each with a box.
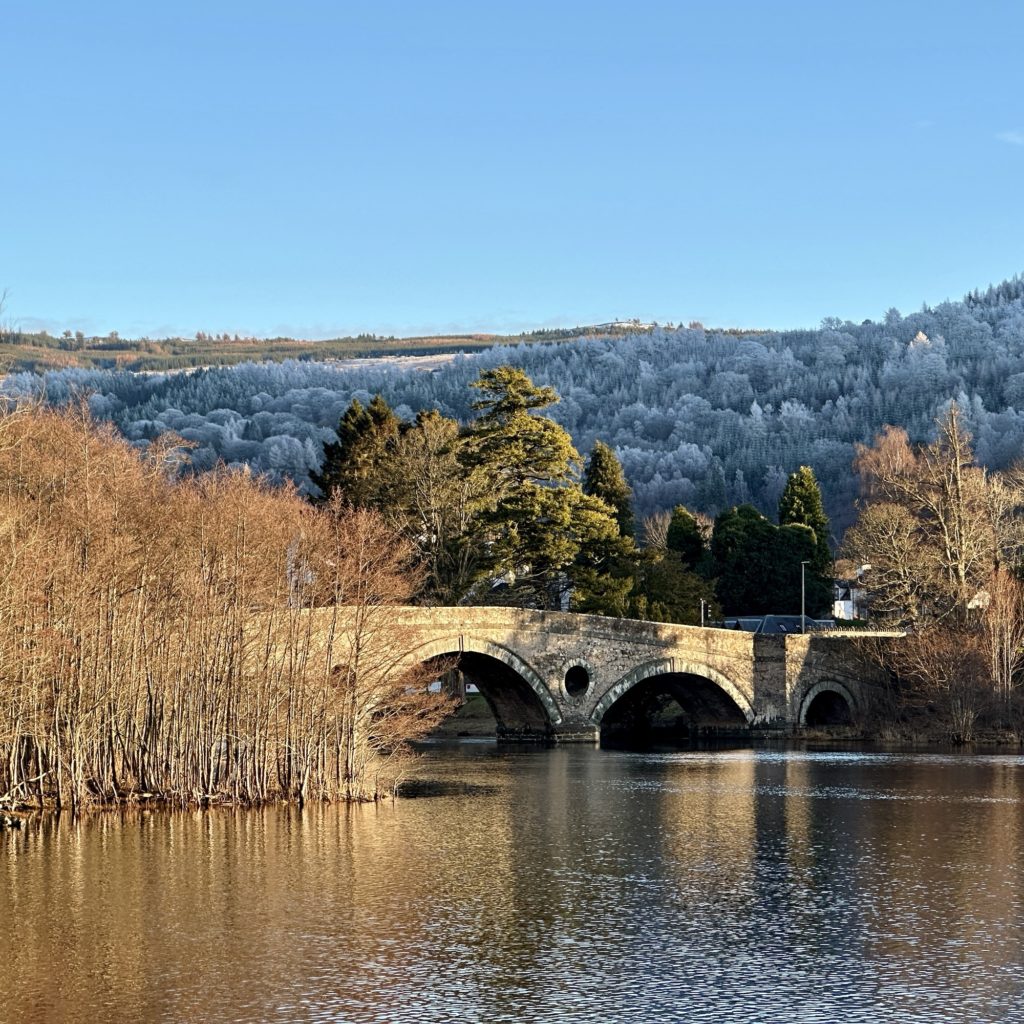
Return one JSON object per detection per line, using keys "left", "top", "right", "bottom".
{"left": 3, "top": 743, "right": 1024, "bottom": 1023}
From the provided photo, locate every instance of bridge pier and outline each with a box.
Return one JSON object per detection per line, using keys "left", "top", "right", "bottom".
{"left": 551, "top": 724, "right": 600, "bottom": 744}
{"left": 493, "top": 722, "right": 599, "bottom": 743}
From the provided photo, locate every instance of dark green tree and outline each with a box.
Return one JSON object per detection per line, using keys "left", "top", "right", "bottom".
{"left": 775, "top": 522, "right": 832, "bottom": 617}
{"left": 583, "top": 441, "right": 634, "bottom": 538}
{"left": 464, "top": 366, "right": 577, "bottom": 489}
{"left": 710, "top": 504, "right": 780, "bottom": 615}
{"left": 311, "top": 394, "right": 401, "bottom": 506}
{"left": 778, "top": 465, "right": 831, "bottom": 573}
{"left": 629, "top": 550, "right": 718, "bottom": 625}
{"left": 666, "top": 505, "right": 705, "bottom": 570}
{"left": 778, "top": 465, "right": 832, "bottom": 615}
{"left": 462, "top": 366, "right": 622, "bottom": 609}
{"left": 710, "top": 503, "right": 832, "bottom": 617}
{"left": 311, "top": 395, "right": 368, "bottom": 499}
{"left": 566, "top": 490, "right": 636, "bottom": 616}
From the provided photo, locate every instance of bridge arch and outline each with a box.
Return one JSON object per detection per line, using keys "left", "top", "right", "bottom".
{"left": 407, "top": 635, "right": 562, "bottom": 730}
{"left": 798, "top": 679, "right": 858, "bottom": 727}
{"left": 591, "top": 658, "right": 755, "bottom": 729}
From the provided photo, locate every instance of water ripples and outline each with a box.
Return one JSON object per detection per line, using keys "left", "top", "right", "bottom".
{"left": 2, "top": 745, "right": 1023, "bottom": 1023}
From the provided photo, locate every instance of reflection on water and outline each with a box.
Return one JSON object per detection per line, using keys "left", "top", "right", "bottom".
{"left": 2, "top": 745, "right": 1024, "bottom": 1023}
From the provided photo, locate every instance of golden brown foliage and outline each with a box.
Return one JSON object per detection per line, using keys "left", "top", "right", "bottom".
{"left": 0, "top": 405, "right": 450, "bottom": 813}
{"left": 847, "top": 405, "right": 1024, "bottom": 737}
{"left": 848, "top": 405, "right": 1024, "bottom": 624}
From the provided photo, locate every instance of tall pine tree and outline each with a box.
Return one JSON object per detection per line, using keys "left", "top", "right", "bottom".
{"left": 464, "top": 367, "right": 576, "bottom": 489}
{"left": 583, "top": 441, "right": 634, "bottom": 538}
{"left": 462, "top": 366, "right": 622, "bottom": 609}
{"left": 778, "top": 465, "right": 832, "bottom": 578}
{"left": 310, "top": 394, "right": 400, "bottom": 505}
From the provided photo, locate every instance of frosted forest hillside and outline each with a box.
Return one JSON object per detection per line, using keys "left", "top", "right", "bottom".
{"left": 7, "top": 275, "right": 1024, "bottom": 536}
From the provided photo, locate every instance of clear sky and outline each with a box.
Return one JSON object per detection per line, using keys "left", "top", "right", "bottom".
{"left": 4, "top": 1, "right": 1024, "bottom": 339}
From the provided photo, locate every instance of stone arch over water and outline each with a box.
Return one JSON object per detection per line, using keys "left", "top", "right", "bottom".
{"left": 409, "top": 635, "right": 562, "bottom": 737}
{"left": 592, "top": 658, "right": 754, "bottom": 740}
{"left": 799, "top": 680, "right": 857, "bottom": 727}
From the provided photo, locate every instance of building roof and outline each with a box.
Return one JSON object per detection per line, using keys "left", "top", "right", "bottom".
{"left": 720, "top": 615, "right": 836, "bottom": 634}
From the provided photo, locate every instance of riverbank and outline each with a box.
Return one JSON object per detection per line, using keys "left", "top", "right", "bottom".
{"left": 0, "top": 407, "right": 455, "bottom": 813}
{"left": 427, "top": 694, "right": 498, "bottom": 738}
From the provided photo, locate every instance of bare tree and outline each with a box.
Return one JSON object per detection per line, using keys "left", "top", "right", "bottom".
{"left": 980, "top": 570, "right": 1024, "bottom": 703}
{"left": 846, "top": 403, "right": 1024, "bottom": 736}
{"left": 642, "top": 510, "right": 671, "bottom": 549}
{"left": 849, "top": 404, "right": 1011, "bottom": 625}
{"left": 887, "top": 625, "right": 989, "bottom": 743}
{"left": 0, "top": 404, "right": 450, "bottom": 813}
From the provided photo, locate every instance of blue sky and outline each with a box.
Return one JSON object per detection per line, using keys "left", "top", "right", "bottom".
{"left": 4, "top": 1, "right": 1024, "bottom": 338}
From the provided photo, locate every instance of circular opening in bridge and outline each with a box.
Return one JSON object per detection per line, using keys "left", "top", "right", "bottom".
{"left": 564, "top": 665, "right": 590, "bottom": 699}
{"left": 804, "top": 690, "right": 853, "bottom": 727}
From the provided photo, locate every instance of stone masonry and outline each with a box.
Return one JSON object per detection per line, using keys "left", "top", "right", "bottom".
{"left": 309, "top": 606, "right": 898, "bottom": 742}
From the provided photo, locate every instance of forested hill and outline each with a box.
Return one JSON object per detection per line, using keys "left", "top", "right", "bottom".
{"left": 6, "top": 275, "right": 1024, "bottom": 534}
{"left": 0, "top": 320, "right": 666, "bottom": 373}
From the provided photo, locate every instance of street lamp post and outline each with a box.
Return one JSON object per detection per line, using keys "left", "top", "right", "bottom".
{"left": 700, "top": 598, "right": 706, "bottom": 628}
{"left": 801, "top": 560, "right": 810, "bottom": 634}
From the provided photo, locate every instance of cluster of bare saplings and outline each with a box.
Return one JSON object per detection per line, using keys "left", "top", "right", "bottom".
{"left": 0, "top": 403, "right": 452, "bottom": 814}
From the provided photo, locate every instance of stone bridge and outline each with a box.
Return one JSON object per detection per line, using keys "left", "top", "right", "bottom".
{"left": 370, "top": 607, "right": 897, "bottom": 742}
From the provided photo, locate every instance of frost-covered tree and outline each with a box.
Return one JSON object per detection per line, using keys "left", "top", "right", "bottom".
{"left": 12, "top": 272, "right": 1024, "bottom": 542}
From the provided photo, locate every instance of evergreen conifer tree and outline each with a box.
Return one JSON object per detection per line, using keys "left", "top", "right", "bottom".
{"left": 710, "top": 504, "right": 780, "bottom": 615}
{"left": 778, "top": 465, "right": 831, "bottom": 571}
{"left": 310, "top": 394, "right": 400, "bottom": 505}
{"left": 463, "top": 366, "right": 623, "bottom": 609}
{"left": 665, "top": 505, "right": 705, "bottom": 570}
{"left": 465, "top": 366, "right": 576, "bottom": 488}
{"left": 628, "top": 549, "right": 718, "bottom": 625}
{"left": 776, "top": 522, "right": 832, "bottom": 617}
{"left": 583, "top": 441, "right": 634, "bottom": 538}
{"left": 778, "top": 466, "right": 833, "bottom": 614}
{"left": 709, "top": 491, "right": 833, "bottom": 617}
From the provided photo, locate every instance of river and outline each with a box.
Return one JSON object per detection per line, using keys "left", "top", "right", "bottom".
{"left": 2, "top": 742, "right": 1023, "bottom": 1023}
